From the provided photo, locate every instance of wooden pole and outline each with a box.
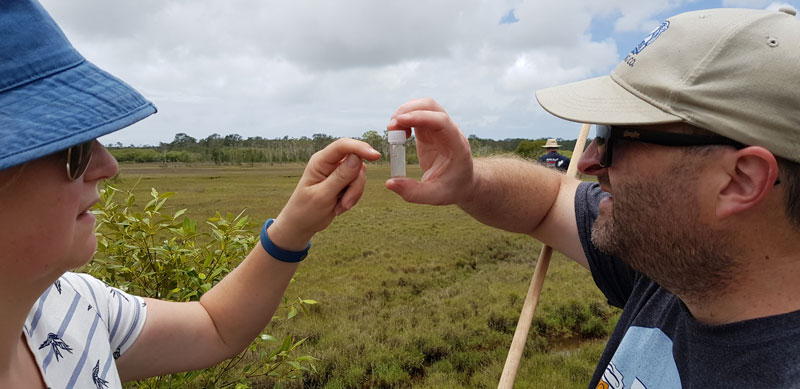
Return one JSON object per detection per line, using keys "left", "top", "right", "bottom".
{"left": 497, "top": 123, "right": 592, "bottom": 389}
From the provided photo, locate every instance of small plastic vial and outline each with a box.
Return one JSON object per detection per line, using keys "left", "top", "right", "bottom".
{"left": 388, "top": 130, "right": 407, "bottom": 177}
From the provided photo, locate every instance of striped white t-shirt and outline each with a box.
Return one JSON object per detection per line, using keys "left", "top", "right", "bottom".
{"left": 23, "top": 272, "right": 147, "bottom": 389}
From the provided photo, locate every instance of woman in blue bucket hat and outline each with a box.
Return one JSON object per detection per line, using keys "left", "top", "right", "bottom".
{"left": 0, "top": 1, "right": 381, "bottom": 387}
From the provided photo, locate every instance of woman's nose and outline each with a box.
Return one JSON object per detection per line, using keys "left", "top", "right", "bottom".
{"left": 82, "top": 142, "right": 119, "bottom": 182}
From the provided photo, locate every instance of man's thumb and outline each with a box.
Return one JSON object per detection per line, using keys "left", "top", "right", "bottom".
{"left": 386, "top": 177, "right": 426, "bottom": 204}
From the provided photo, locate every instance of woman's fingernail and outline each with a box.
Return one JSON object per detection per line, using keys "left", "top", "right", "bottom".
{"left": 388, "top": 118, "right": 397, "bottom": 128}
{"left": 347, "top": 154, "right": 361, "bottom": 168}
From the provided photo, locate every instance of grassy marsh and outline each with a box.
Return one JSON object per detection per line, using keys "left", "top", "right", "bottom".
{"left": 111, "top": 162, "right": 618, "bottom": 388}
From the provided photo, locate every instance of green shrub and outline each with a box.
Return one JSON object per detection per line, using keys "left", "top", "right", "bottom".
{"left": 84, "top": 182, "right": 317, "bottom": 388}
{"left": 514, "top": 140, "right": 547, "bottom": 160}
{"left": 532, "top": 300, "right": 614, "bottom": 343}
{"left": 165, "top": 150, "right": 194, "bottom": 163}
{"left": 110, "top": 148, "right": 164, "bottom": 163}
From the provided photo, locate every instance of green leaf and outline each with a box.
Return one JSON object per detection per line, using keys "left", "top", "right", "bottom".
{"left": 287, "top": 306, "right": 297, "bottom": 319}
{"left": 155, "top": 197, "right": 168, "bottom": 212}
{"left": 235, "top": 216, "right": 249, "bottom": 229}
{"left": 281, "top": 335, "right": 292, "bottom": 351}
{"left": 182, "top": 216, "right": 196, "bottom": 233}
{"left": 173, "top": 209, "right": 186, "bottom": 219}
{"left": 260, "top": 334, "right": 277, "bottom": 342}
{"left": 291, "top": 337, "right": 307, "bottom": 350}
{"left": 212, "top": 229, "right": 224, "bottom": 242}
{"left": 209, "top": 267, "right": 226, "bottom": 280}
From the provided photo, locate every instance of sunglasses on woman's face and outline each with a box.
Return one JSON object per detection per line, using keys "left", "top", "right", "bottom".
{"left": 593, "top": 125, "right": 745, "bottom": 168}
{"left": 65, "top": 139, "right": 96, "bottom": 181}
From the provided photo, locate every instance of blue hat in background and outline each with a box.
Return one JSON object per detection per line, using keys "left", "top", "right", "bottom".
{"left": 0, "top": 0, "right": 157, "bottom": 171}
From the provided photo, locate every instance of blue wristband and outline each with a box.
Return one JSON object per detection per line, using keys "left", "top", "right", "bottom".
{"left": 260, "top": 219, "right": 311, "bottom": 263}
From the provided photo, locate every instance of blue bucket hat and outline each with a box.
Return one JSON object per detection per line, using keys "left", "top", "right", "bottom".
{"left": 0, "top": 0, "right": 157, "bottom": 171}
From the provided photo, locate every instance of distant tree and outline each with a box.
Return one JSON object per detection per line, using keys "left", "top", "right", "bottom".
{"left": 170, "top": 133, "right": 197, "bottom": 149}
{"left": 201, "top": 133, "right": 223, "bottom": 149}
{"left": 468, "top": 134, "right": 525, "bottom": 156}
{"left": 211, "top": 148, "right": 222, "bottom": 165}
{"left": 514, "top": 139, "right": 547, "bottom": 160}
{"left": 243, "top": 136, "right": 265, "bottom": 148}
{"left": 406, "top": 135, "right": 418, "bottom": 164}
{"left": 223, "top": 133, "right": 243, "bottom": 147}
{"left": 312, "top": 133, "right": 336, "bottom": 152}
{"left": 360, "top": 130, "right": 386, "bottom": 160}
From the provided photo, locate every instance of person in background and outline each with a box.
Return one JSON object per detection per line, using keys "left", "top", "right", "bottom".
{"left": 0, "top": 1, "right": 380, "bottom": 387}
{"left": 386, "top": 7, "right": 800, "bottom": 387}
{"left": 537, "top": 138, "right": 571, "bottom": 171}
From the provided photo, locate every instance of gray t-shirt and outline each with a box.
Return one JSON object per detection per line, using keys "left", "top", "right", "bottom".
{"left": 575, "top": 181, "right": 800, "bottom": 388}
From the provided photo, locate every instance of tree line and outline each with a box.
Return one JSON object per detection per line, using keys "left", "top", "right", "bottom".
{"left": 107, "top": 131, "right": 582, "bottom": 165}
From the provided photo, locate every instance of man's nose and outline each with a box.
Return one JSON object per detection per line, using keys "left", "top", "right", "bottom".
{"left": 578, "top": 139, "right": 605, "bottom": 176}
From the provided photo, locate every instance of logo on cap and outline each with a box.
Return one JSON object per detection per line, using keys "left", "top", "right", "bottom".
{"left": 632, "top": 21, "right": 670, "bottom": 55}
{"left": 624, "top": 20, "right": 670, "bottom": 67}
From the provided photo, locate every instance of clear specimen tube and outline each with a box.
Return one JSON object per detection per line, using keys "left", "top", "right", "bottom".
{"left": 388, "top": 130, "right": 407, "bottom": 178}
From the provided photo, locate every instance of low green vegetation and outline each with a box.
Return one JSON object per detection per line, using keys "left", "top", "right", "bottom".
{"left": 85, "top": 183, "right": 316, "bottom": 388}
{"left": 98, "top": 162, "right": 617, "bottom": 388}
{"left": 106, "top": 132, "right": 580, "bottom": 166}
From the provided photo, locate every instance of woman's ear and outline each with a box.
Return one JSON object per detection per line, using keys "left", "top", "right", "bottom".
{"left": 716, "top": 146, "right": 779, "bottom": 219}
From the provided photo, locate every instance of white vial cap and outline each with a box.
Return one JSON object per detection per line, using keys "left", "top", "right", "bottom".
{"left": 388, "top": 130, "right": 407, "bottom": 143}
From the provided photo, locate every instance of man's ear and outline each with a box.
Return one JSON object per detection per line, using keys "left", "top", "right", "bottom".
{"left": 716, "top": 146, "right": 779, "bottom": 219}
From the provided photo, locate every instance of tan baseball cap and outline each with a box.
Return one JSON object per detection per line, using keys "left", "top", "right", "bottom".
{"left": 536, "top": 7, "right": 800, "bottom": 163}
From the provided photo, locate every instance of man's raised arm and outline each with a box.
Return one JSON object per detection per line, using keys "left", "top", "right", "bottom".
{"left": 385, "top": 98, "right": 588, "bottom": 268}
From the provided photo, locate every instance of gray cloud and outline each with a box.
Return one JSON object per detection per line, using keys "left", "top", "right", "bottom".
{"left": 39, "top": 0, "right": 721, "bottom": 145}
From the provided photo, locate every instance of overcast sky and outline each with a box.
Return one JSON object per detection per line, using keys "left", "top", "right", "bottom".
{"left": 41, "top": 0, "right": 796, "bottom": 146}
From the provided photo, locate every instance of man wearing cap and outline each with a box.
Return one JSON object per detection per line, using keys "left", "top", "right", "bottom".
{"left": 537, "top": 138, "right": 571, "bottom": 171}
{"left": 387, "top": 7, "right": 800, "bottom": 387}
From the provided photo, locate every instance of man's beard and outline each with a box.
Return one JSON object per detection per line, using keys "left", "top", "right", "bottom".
{"left": 591, "top": 163, "right": 739, "bottom": 302}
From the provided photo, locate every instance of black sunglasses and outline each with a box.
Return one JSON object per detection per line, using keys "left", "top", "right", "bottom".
{"left": 594, "top": 125, "right": 745, "bottom": 168}
{"left": 65, "top": 139, "right": 96, "bottom": 181}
